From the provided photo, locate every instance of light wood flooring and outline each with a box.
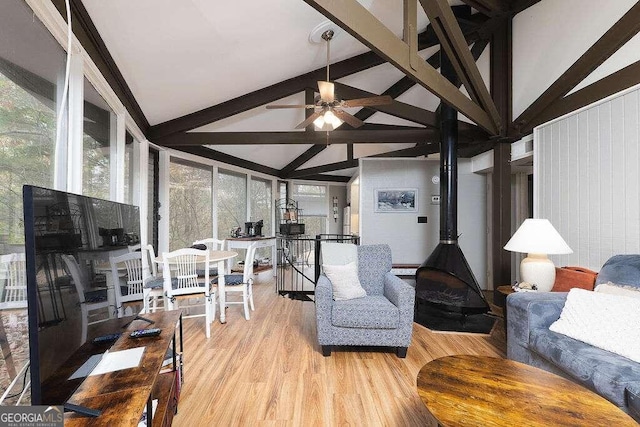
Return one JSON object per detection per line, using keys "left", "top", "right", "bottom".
{"left": 173, "top": 273, "right": 506, "bottom": 426}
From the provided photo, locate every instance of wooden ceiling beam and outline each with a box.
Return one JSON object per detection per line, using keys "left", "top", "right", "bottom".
{"left": 459, "top": 0, "right": 508, "bottom": 17}
{"left": 279, "top": 145, "right": 327, "bottom": 177}
{"left": 297, "top": 174, "right": 351, "bottom": 183}
{"left": 51, "top": 0, "right": 150, "bottom": 134}
{"left": 514, "top": 1, "right": 640, "bottom": 133}
{"left": 334, "top": 82, "right": 439, "bottom": 128}
{"left": 302, "top": 0, "right": 498, "bottom": 135}
{"left": 527, "top": 60, "right": 640, "bottom": 131}
{"left": 155, "top": 129, "right": 441, "bottom": 146}
{"left": 509, "top": 0, "right": 543, "bottom": 15}
{"left": 172, "top": 147, "right": 280, "bottom": 176}
{"left": 490, "top": 16, "right": 512, "bottom": 138}
{"left": 419, "top": 0, "right": 502, "bottom": 133}
{"left": 287, "top": 160, "right": 360, "bottom": 178}
{"left": 369, "top": 144, "right": 436, "bottom": 158}
{"left": 148, "top": 14, "right": 486, "bottom": 141}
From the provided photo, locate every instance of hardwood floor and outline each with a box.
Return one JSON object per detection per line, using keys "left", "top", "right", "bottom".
{"left": 173, "top": 273, "right": 506, "bottom": 426}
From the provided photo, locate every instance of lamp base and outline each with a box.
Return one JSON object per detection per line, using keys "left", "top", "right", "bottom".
{"left": 520, "top": 254, "right": 556, "bottom": 292}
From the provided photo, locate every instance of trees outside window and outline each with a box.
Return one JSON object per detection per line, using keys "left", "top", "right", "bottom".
{"left": 217, "top": 169, "right": 247, "bottom": 240}
{"left": 169, "top": 159, "right": 212, "bottom": 251}
{"left": 251, "top": 177, "right": 272, "bottom": 259}
{"left": 82, "top": 78, "right": 113, "bottom": 201}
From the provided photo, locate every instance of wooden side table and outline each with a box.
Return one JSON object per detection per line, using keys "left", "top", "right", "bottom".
{"left": 494, "top": 285, "right": 515, "bottom": 315}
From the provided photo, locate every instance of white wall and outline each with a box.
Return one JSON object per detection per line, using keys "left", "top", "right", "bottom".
{"left": 327, "top": 185, "right": 347, "bottom": 235}
{"left": 512, "top": 0, "right": 638, "bottom": 120}
{"left": 359, "top": 158, "right": 487, "bottom": 288}
{"left": 534, "top": 84, "right": 640, "bottom": 271}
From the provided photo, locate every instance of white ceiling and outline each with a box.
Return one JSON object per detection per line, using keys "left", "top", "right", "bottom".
{"left": 81, "top": 0, "right": 475, "bottom": 177}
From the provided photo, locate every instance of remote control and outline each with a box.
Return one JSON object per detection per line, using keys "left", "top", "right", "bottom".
{"left": 130, "top": 328, "right": 162, "bottom": 338}
{"left": 92, "top": 333, "right": 121, "bottom": 344}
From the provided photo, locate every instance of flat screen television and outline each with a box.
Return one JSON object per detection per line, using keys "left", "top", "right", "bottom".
{"left": 22, "top": 185, "right": 141, "bottom": 406}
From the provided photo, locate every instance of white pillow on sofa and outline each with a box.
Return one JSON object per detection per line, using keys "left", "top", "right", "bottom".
{"left": 549, "top": 288, "right": 640, "bottom": 363}
{"left": 323, "top": 262, "right": 367, "bottom": 301}
{"left": 595, "top": 281, "right": 640, "bottom": 300}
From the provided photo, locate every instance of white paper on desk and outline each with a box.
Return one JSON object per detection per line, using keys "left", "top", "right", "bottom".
{"left": 90, "top": 346, "right": 146, "bottom": 376}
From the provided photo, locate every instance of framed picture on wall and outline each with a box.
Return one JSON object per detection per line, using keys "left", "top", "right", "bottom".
{"left": 374, "top": 188, "right": 418, "bottom": 212}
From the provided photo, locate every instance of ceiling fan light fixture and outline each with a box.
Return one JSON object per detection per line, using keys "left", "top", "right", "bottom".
{"left": 324, "top": 110, "right": 343, "bottom": 129}
{"left": 314, "top": 110, "right": 342, "bottom": 131}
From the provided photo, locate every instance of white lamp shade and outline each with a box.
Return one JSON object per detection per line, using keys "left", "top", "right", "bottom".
{"left": 504, "top": 219, "right": 573, "bottom": 255}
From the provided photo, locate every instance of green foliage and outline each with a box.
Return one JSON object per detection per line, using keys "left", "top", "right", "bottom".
{"left": 0, "top": 75, "right": 56, "bottom": 245}
{"left": 169, "top": 162, "right": 213, "bottom": 251}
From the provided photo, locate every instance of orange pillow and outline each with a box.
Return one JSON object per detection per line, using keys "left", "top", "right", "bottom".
{"left": 552, "top": 266, "right": 598, "bottom": 292}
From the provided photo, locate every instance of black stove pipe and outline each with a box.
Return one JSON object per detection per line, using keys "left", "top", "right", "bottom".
{"left": 440, "top": 51, "right": 458, "bottom": 243}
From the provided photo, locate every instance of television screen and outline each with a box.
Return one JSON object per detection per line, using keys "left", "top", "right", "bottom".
{"left": 22, "top": 185, "right": 140, "bottom": 405}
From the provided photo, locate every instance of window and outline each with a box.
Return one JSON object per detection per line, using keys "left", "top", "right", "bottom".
{"left": 82, "top": 78, "right": 113, "bottom": 200}
{"left": 251, "top": 177, "right": 272, "bottom": 259}
{"left": 217, "top": 169, "right": 247, "bottom": 239}
{"left": 250, "top": 177, "right": 272, "bottom": 235}
{"left": 0, "top": 0, "right": 68, "bottom": 404}
{"left": 169, "top": 159, "right": 212, "bottom": 251}
{"left": 293, "top": 184, "right": 326, "bottom": 197}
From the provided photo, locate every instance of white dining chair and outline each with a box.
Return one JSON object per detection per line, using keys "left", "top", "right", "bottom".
{"left": 0, "top": 253, "right": 27, "bottom": 309}
{"left": 213, "top": 242, "right": 257, "bottom": 320}
{"left": 142, "top": 244, "right": 164, "bottom": 312}
{"left": 61, "top": 254, "right": 110, "bottom": 343}
{"left": 192, "top": 238, "right": 227, "bottom": 276}
{"left": 162, "top": 248, "right": 215, "bottom": 338}
{"left": 109, "top": 252, "right": 153, "bottom": 317}
{"left": 192, "top": 238, "right": 226, "bottom": 251}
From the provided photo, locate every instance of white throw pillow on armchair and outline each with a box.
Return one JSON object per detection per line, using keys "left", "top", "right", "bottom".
{"left": 323, "top": 261, "right": 367, "bottom": 301}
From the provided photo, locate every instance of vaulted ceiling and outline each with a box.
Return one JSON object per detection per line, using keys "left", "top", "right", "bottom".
{"left": 57, "top": 0, "right": 640, "bottom": 181}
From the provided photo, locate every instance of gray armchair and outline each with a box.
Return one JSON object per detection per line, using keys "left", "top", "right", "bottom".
{"left": 315, "top": 244, "right": 415, "bottom": 358}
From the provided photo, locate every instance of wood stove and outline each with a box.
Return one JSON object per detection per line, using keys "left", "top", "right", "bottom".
{"left": 414, "top": 52, "right": 489, "bottom": 323}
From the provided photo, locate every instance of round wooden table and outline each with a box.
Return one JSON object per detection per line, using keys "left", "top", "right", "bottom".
{"left": 417, "top": 355, "right": 637, "bottom": 427}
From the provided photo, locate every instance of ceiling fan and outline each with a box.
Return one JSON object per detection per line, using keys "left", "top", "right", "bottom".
{"left": 266, "top": 29, "right": 392, "bottom": 131}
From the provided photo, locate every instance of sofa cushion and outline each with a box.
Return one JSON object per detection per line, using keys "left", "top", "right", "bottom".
{"left": 595, "top": 282, "right": 640, "bottom": 300}
{"left": 626, "top": 382, "right": 640, "bottom": 422}
{"left": 595, "top": 254, "right": 640, "bottom": 288}
{"left": 332, "top": 295, "right": 398, "bottom": 329}
{"left": 530, "top": 328, "right": 640, "bottom": 407}
{"left": 549, "top": 289, "right": 640, "bottom": 363}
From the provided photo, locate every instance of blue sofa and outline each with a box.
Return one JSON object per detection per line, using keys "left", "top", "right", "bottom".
{"left": 507, "top": 255, "right": 640, "bottom": 421}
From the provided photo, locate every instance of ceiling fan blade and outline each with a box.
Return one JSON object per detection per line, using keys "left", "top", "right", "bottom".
{"left": 318, "top": 81, "right": 335, "bottom": 103}
{"left": 294, "top": 111, "right": 323, "bottom": 129}
{"left": 333, "top": 110, "right": 364, "bottom": 128}
{"left": 342, "top": 95, "right": 393, "bottom": 108}
{"left": 265, "top": 104, "right": 316, "bottom": 109}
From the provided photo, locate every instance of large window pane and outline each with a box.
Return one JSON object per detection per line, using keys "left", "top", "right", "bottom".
{"left": 217, "top": 169, "right": 247, "bottom": 239}
{"left": 251, "top": 177, "right": 272, "bottom": 260}
{"left": 250, "top": 177, "right": 272, "bottom": 235}
{"left": 82, "top": 78, "right": 113, "bottom": 200}
{"left": 169, "top": 159, "right": 212, "bottom": 251}
{"left": 0, "top": 0, "right": 67, "bottom": 404}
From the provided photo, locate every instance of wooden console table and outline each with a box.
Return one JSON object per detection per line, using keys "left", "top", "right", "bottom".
{"left": 58, "top": 310, "right": 183, "bottom": 426}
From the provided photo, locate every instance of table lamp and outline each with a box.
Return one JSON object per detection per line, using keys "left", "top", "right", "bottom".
{"left": 504, "top": 219, "right": 573, "bottom": 292}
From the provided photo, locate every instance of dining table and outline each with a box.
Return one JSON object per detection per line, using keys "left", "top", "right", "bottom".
{"left": 155, "top": 250, "right": 238, "bottom": 323}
